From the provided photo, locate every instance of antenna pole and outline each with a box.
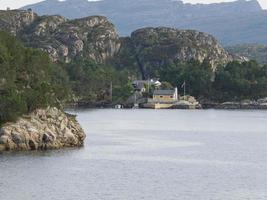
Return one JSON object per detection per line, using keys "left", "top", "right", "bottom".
{"left": 110, "top": 81, "right": 113, "bottom": 102}
{"left": 184, "top": 81, "right": 186, "bottom": 97}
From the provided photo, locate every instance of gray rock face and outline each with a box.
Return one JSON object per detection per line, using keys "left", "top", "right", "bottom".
{"left": 226, "top": 44, "right": 267, "bottom": 64}
{"left": 0, "top": 10, "right": 235, "bottom": 74}
{"left": 116, "top": 27, "right": 234, "bottom": 78}
{"left": 21, "top": 0, "right": 267, "bottom": 45}
{"left": 201, "top": 99, "right": 267, "bottom": 109}
{"left": 131, "top": 28, "right": 233, "bottom": 70}
{"left": 0, "top": 10, "right": 121, "bottom": 63}
{"left": 29, "top": 16, "right": 121, "bottom": 63}
{"left": 0, "top": 107, "right": 86, "bottom": 152}
{"left": 0, "top": 10, "right": 37, "bottom": 36}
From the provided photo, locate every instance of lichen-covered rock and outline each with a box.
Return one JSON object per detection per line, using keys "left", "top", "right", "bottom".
{"left": 117, "top": 27, "right": 233, "bottom": 78}
{"left": 24, "top": 16, "right": 121, "bottom": 63}
{"left": 0, "top": 107, "right": 86, "bottom": 152}
{"left": 0, "top": 10, "right": 121, "bottom": 64}
{"left": 0, "top": 10, "right": 37, "bottom": 36}
{"left": 137, "top": 27, "right": 232, "bottom": 67}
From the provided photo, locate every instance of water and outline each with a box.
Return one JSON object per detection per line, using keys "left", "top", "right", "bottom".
{"left": 1, "top": 109, "right": 267, "bottom": 200}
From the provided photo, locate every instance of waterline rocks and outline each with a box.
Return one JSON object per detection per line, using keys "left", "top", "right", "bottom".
{"left": 215, "top": 100, "right": 267, "bottom": 109}
{"left": 201, "top": 98, "right": 267, "bottom": 109}
{"left": 0, "top": 107, "right": 85, "bottom": 152}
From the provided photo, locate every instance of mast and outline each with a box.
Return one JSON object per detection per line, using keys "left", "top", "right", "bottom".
{"left": 184, "top": 81, "right": 186, "bottom": 97}
{"left": 110, "top": 81, "right": 113, "bottom": 102}
{"left": 181, "top": 81, "right": 186, "bottom": 98}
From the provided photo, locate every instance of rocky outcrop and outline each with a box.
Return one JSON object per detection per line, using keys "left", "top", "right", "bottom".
{"left": 215, "top": 100, "right": 267, "bottom": 109}
{"left": 1, "top": 10, "right": 238, "bottom": 77}
{"left": 133, "top": 28, "right": 232, "bottom": 69}
{"left": 0, "top": 107, "right": 86, "bottom": 152}
{"left": 0, "top": 10, "right": 235, "bottom": 69}
{"left": 201, "top": 98, "right": 267, "bottom": 109}
{"left": 0, "top": 9, "right": 37, "bottom": 36}
{"left": 226, "top": 44, "right": 267, "bottom": 64}
{"left": 0, "top": 10, "right": 121, "bottom": 63}
{"left": 21, "top": 0, "right": 267, "bottom": 45}
{"left": 116, "top": 27, "right": 234, "bottom": 78}
{"left": 172, "top": 96, "right": 202, "bottom": 109}
{"left": 22, "top": 15, "right": 121, "bottom": 63}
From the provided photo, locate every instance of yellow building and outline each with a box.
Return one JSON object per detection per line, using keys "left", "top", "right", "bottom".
{"left": 153, "top": 88, "right": 178, "bottom": 102}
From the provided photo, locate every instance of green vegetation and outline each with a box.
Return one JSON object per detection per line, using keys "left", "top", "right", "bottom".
{"left": 0, "top": 31, "right": 134, "bottom": 125}
{"left": 213, "top": 61, "right": 267, "bottom": 101}
{"left": 159, "top": 60, "right": 213, "bottom": 98}
{"left": 0, "top": 31, "right": 70, "bottom": 125}
{"left": 64, "top": 58, "right": 133, "bottom": 105}
{"left": 1, "top": 28, "right": 267, "bottom": 126}
{"left": 156, "top": 60, "right": 267, "bottom": 102}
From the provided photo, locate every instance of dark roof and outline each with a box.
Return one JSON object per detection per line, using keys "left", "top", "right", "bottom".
{"left": 153, "top": 90, "right": 175, "bottom": 95}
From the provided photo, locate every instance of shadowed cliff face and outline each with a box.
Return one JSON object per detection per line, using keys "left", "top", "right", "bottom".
{"left": 0, "top": 10, "right": 121, "bottom": 63}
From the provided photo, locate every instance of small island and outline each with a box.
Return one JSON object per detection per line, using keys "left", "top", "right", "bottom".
{"left": 0, "top": 31, "right": 85, "bottom": 152}
{"left": 0, "top": 107, "right": 85, "bottom": 152}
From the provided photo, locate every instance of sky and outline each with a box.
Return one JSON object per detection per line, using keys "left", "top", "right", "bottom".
{"left": 0, "top": 0, "right": 266, "bottom": 10}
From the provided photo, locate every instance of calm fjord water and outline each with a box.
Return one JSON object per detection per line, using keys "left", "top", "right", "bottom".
{"left": 1, "top": 109, "right": 267, "bottom": 200}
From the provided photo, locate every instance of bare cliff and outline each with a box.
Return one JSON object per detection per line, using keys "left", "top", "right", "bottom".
{"left": 21, "top": 0, "right": 267, "bottom": 45}
{"left": 0, "top": 10, "right": 238, "bottom": 79}
{"left": 0, "top": 10, "right": 37, "bottom": 36}
{"left": 0, "top": 10, "right": 121, "bottom": 63}
{"left": 116, "top": 27, "right": 234, "bottom": 78}
{"left": 133, "top": 27, "right": 233, "bottom": 68}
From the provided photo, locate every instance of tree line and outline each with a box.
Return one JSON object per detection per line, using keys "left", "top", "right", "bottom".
{"left": 159, "top": 60, "right": 267, "bottom": 102}
{"left": 0, "top": 31, "right": 133, "bottom": 125}
{"left": 1, "top": 30, "right": 267, "bottom": 125}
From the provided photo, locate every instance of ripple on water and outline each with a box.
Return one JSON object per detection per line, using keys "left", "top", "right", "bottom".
{"left": 1, "top": 109, "right": 267, "bottom": 200}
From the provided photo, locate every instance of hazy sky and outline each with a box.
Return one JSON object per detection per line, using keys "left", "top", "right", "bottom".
{"left": 0, "top": 0, "right": 266, "bottom": 10}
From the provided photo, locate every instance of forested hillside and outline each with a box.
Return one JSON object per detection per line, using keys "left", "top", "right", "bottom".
{"left": 1, "top": 9, "right": 267, "bottom": 120}
{"left": 0, "top": 30, "right": 133, "bottom": 125}
{"left": 0, "top": 31, "right": 69, "bottom": 125}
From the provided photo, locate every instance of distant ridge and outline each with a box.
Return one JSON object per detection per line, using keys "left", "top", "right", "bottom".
{"left": 21, "top": 0, "right": 267, "bottom": 45}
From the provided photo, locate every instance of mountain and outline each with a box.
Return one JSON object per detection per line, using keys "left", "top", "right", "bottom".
{"left": 116, "top": 27, "right": 233, "bottom": 78}
{"left": 0, "top": 10, "right": 233, "bottom": 72}
{"left": 0, "top": 10, "right": 266, "bottom": 106}
{"left": 21, "top": 0, "right": 267, "bottom": 45}
{"left": 0, "top": 10, "right": 120, "bottom": 63}
{"left": 226, "top": 44, "right": 267, "bottom": 64}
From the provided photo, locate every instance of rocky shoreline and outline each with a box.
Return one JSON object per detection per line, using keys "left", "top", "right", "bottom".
{"left": 0, "top": 107, "right": 86, "bottom": 152}
{"left": 202, "top": 98, "right": 267, "bottom": 109}
{"left": 68, "top": 99, "right": 267, "bottom": 110}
